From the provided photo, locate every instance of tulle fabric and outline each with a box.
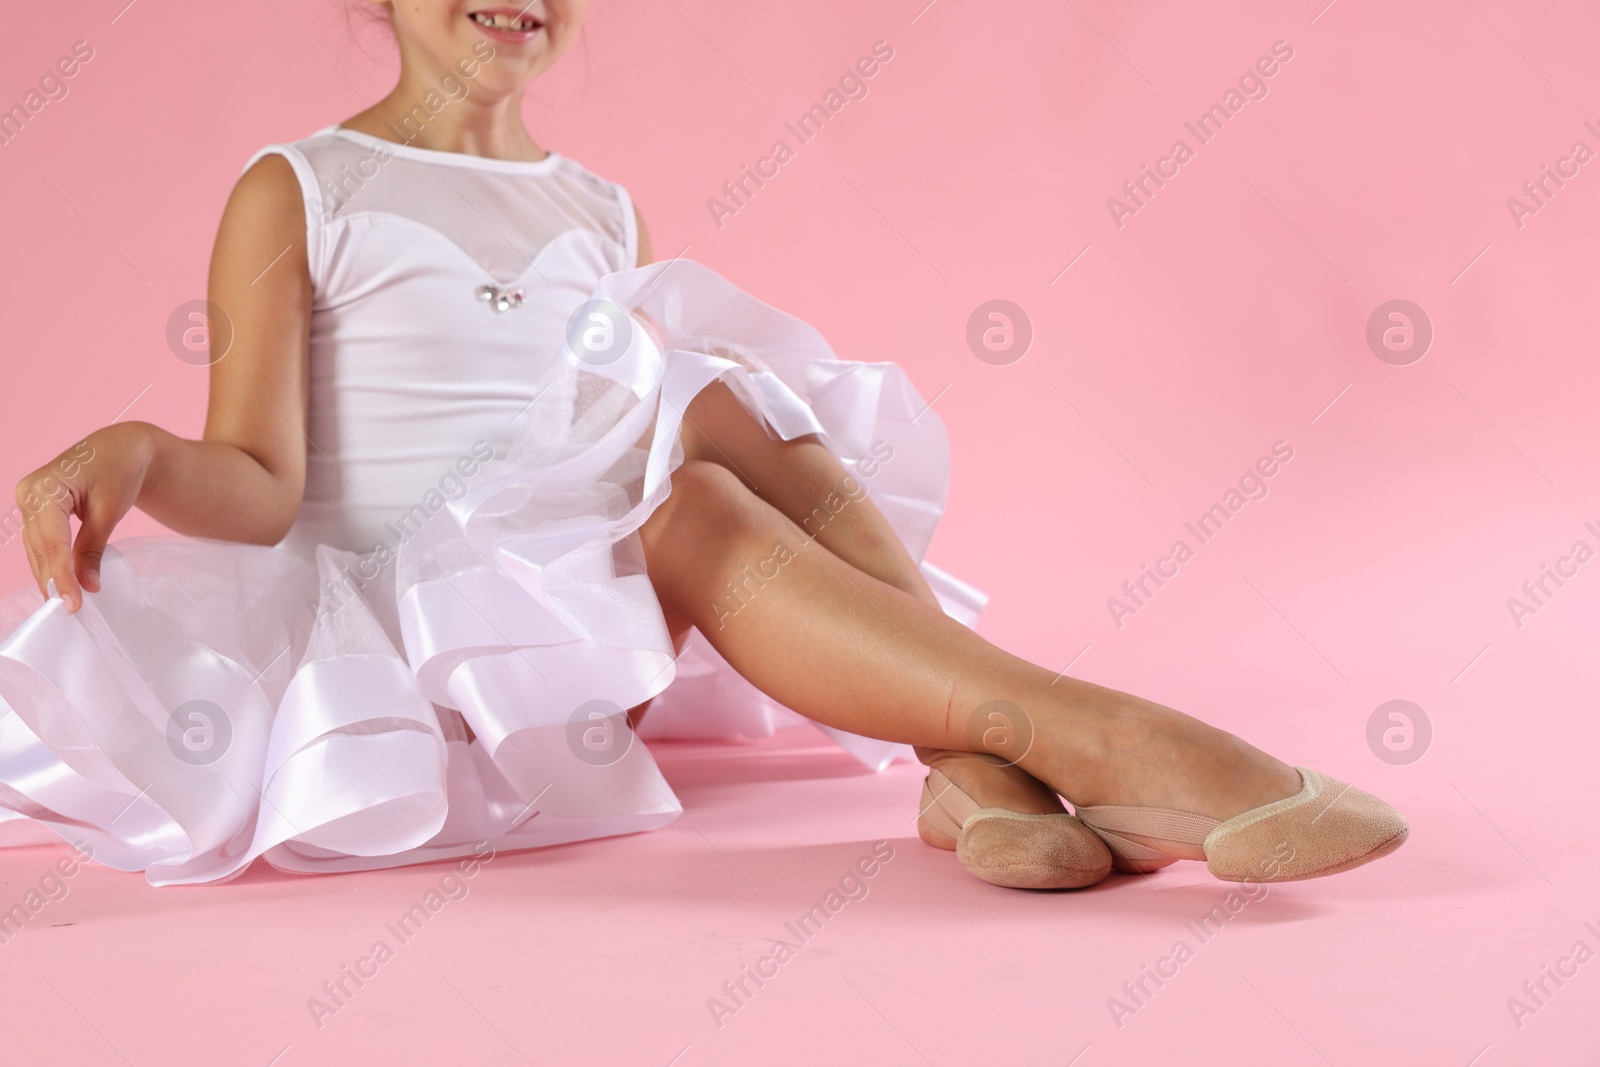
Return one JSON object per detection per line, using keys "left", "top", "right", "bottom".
{"left": 0, "top": 261, "right": 984, "bottom": 885}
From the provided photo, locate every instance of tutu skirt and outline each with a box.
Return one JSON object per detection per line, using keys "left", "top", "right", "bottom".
{"left": 0, "top": 261, "right": 984, "bottom": 885}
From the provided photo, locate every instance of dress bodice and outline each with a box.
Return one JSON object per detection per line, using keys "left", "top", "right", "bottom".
{"left": 242, "top": 125, "right": 638, "bottom": 557}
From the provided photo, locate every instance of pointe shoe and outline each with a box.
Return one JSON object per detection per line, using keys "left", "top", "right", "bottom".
{"left": 919, "top": 767, "right": 1114, "bottom": 889}
{"left": 1074, "top": 767, "right": 1409, "bottom": 883}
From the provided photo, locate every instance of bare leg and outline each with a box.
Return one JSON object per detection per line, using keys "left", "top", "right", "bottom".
{"left": 673, "top": 383, "right": 1066, "bottom": 842}
{"left": 639, "top": 457, "right": 1304, "bottom": 853}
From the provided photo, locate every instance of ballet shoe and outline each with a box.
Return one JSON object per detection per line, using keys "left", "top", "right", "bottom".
{"left": 918, "top": 766, "right": 1114, "bottom": 889}
{"left": 1074, "top": 767, "right": 1408, "bottom": 883}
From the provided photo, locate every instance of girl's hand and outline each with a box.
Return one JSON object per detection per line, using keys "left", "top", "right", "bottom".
{"left": 14, "top": 422, "right": 156, "bottom": 614}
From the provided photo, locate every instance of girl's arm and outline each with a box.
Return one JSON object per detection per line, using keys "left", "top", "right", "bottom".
{"left": 144, "top": 154, "right": 312, "bottom": 542}
{"left": 14, "top": 155, "right": 311, "bottom": 612}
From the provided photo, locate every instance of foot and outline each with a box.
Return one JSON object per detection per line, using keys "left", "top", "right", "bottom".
{"left": 916, "top": 747, "right": 1115, "bottom": 889}
{"left": 913, "top": 746, "right": 1066, "bottom": 850}
{"left": 1015, "top": 682, "right": 1306, "bottom": 862}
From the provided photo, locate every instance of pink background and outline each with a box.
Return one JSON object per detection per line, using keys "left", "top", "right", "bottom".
{"left": 2, "top": 0, "right": 1598, "bottom": 1064}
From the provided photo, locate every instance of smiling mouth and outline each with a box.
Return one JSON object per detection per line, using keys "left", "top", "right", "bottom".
{"left": 468, "top": 9, "right": 543, "bottom": 33}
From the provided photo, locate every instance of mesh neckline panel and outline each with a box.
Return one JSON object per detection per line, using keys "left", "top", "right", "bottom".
{"left": 298, "top": 127, "right": 627, "bottom": 285}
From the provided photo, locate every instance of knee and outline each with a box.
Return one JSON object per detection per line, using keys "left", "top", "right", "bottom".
{"left": 643, "top": 459, "right": 769, "bottom": 561}
{"left": 674, "top": 459, "right": 764, "bottom": 536}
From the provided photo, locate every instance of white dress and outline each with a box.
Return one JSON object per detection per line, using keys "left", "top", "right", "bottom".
{"left": 0, "top": 125, "right": 985, "bottom": 886}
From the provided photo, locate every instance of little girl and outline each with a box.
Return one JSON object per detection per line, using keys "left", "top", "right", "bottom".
{"left": 1, "top": 0, "right": 1405, "bottom": 888}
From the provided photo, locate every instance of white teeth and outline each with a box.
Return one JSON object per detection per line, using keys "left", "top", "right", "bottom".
{"left": 472, "top": 11, "right": 538, "bottom": 31}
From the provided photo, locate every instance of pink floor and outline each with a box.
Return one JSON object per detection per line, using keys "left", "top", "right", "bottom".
{"left": 3, "top": 704, "right": 1596, "bottom": 1066}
